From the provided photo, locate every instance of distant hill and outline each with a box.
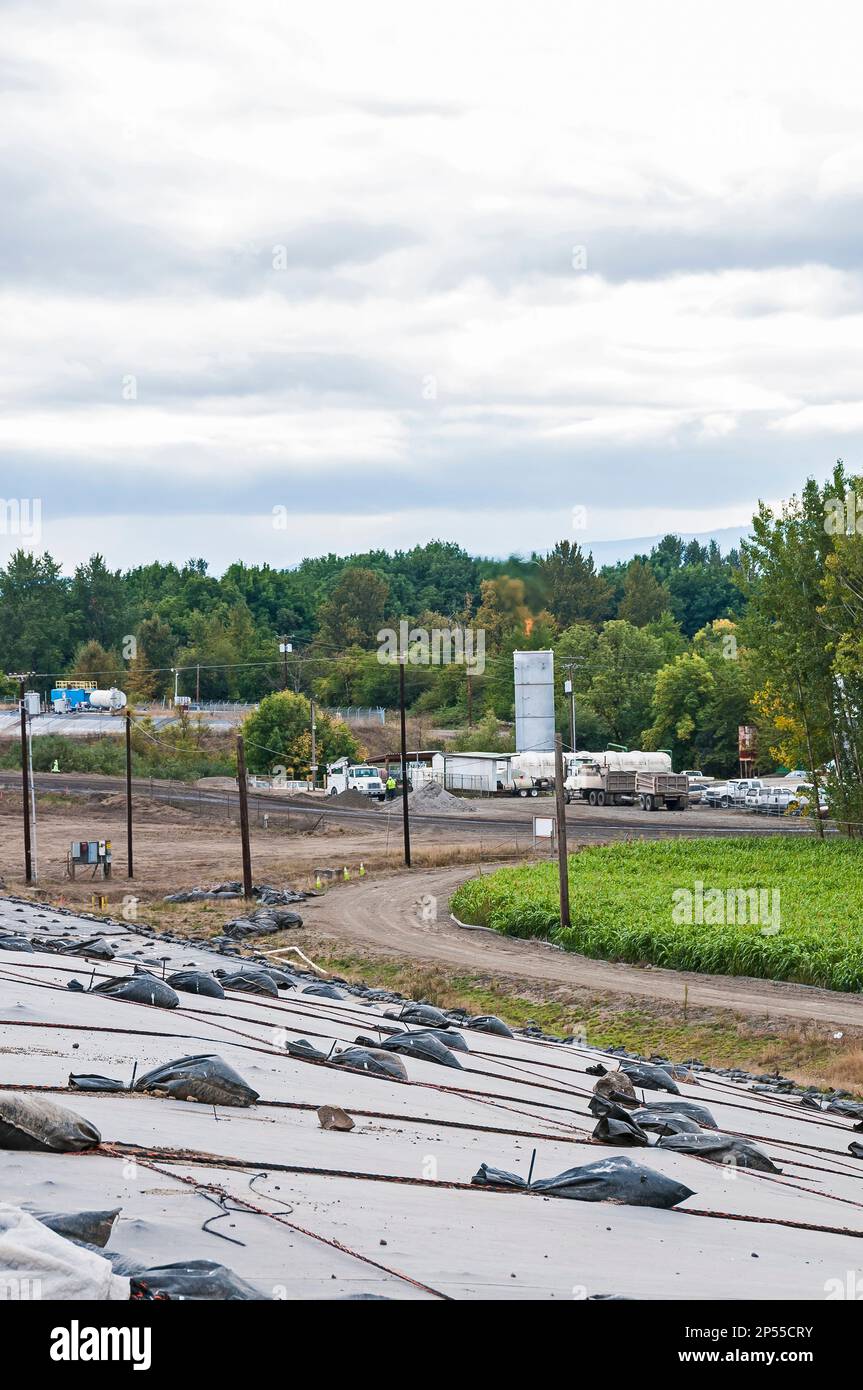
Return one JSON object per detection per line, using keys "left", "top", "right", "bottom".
{"left": 582, "top": 525, "right": 750, "bottom": 568}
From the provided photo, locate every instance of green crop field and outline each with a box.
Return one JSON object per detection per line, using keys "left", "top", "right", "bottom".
{"left": 450, "top": 838, "right": 863, "bottom": 992}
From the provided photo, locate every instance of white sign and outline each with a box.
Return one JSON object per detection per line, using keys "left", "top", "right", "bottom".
{"left": 533, "top": 816, "right": 555, "bottom": 839}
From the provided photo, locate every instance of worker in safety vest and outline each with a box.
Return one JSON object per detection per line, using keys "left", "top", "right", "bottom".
{"left": 386, "top": 775, "right": 396, "bottom": 800}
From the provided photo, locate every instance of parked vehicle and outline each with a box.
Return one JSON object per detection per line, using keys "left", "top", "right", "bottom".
{"left": 635, "top": 771, "right": 689, "bottom": 811}
{"left": 325, "top": 759, "right": 386, "bottom": 799}
{"left": 704, "top": 777, "right": 765, "bottom": 809}
{"left": 564, "top": 762, "right": 636, "bottom": 806}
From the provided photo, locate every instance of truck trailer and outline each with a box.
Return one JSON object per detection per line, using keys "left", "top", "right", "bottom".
{"left": 635, "top": 771, "right": 689, "bottom": 811}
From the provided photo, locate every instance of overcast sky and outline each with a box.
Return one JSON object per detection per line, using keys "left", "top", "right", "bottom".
{"left": 3, "top": 0, "right": 863, "bottom": 573}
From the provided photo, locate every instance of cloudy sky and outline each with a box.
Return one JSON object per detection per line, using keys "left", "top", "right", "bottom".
{"left": 3, "top": 0, "right": 863, "bottom": 572}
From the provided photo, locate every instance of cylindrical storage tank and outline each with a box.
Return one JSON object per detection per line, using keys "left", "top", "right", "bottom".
{"left": 513, "top": 650, "right": 555, "bottom": 752}
{"left": 88, "top": 687, "right": 127, "bottom": 711}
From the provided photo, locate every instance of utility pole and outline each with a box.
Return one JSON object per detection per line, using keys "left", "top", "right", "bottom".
{"left": 398, "top": 657, "right": 411, "bottom": 868}
{"left": 564, "top": 676, "right": 576, "bottom": 753}
{"left": 309, "top": 698, "right": 317, "bottom": 789}
{"left": 12, "top": 676, "right": 33, "bottom": 883}
{"left": 195, "top": 663, "right": 200, "bottom": 705}
{"left": 125, "top": 710, "right": 134, "bottom": 878}
{"left": 235, "top": 735, "right": 254, "bottom": 898}
{"left": 279, "top": 637, "right": 291, "bottom": 692}
{"left": 554, "top": 732, "right": 571, "bottom": 929}
{"left": 562, "top": 660, "right": 581, "bottom": 752}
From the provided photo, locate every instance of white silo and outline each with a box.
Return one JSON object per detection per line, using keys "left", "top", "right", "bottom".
{"left": 513, "top": 650, "right": 555, "bottom": 752}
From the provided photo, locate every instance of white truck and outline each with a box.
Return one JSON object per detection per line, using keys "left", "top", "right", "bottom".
{"left": 325, "top": 759, "right": 386, "bottom": 800}
{"left": 564, "top": 761, "right": 637, "bottom": 806}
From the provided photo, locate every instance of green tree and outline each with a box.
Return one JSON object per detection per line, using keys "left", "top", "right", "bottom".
{"left": 241, "top": 692, "right": 359, "bottom": 776}
{"left": 539, "top": 541, "right": 614, "bottom": 627}
{"left": 618, "top": 558, "right": 670, "bottom": 626}
{"left": 0, "top": 550, "right": 70, "bottom": 672}
{"left": 317, "top": 567, "right": 390, "bottom": 649}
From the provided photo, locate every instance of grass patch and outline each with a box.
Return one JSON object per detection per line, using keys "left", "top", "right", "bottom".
{"left": 451, "top": 837, "right": 863, "bottom": 992}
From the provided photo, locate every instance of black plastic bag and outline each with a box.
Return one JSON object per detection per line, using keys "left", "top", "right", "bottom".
{"left": 592, "top": 1114, "right": 650, "bottom": 1146}
{"left": 132, "top": 1260, "right": 264, "bottom": 1300}
{"left": 379, "top": 1032, "right": 463, "bottom": 1069}
{"left": 0, "top": 935, "right": 33, "bottom": 952}
{"left": 69, "top": 1073, "right": 126, "bottom": 1092}
{"left": 61, "top": 938, "right": 117, "bottom": 960}
{"left": 473, "top": 1155, "right": 694, "bottom": 1209}
{"left": 302, "top": 983, "right": 344, "bottom": 1000}
{"left": 0, "top": 1092, "right": 101, "bottom": 1152}
{"left": 167, "top": 970, "right": 225, "bottom": 999}
{"left": 634, "top": 1099, "right": 717, "bottom": 1129}
{"left": 658, "top": 1132, "right": 781, "bottom": 1172}
{"left": 34, "top": 1208, "right": 120, "bottom": 1248}
{"left": 216, "top": 969, "right": 279, "bottom": 997}
{"left": 331, "top": 1047, "right": 407, "bottom": 1080}
{"left": 134, "top": 1054, "right": 259, "bottom": 1107}
{"left": 91, "top": 973, "right": 179, "bottom": 1008}
{"left": 386, "top": 1027, "right": 469, "bottom": 1052}
{"left": 286, "top": 1038, "right": 328, "bottom": 1061}
{"left": 398, "top": 1003, "right": 450, "bottom": 1027}
{"left": 631, "top": 1108, "right": 702, "bottom": 1136}
{"left": 620, "top": 1063, "right": 680, "bottom": 1095}
{"left": 467, "top": 1015, "right": 514, "bottom": 1038}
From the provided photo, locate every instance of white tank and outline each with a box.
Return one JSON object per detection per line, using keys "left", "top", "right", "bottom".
{"left": 572, "top": 749, "right": 672, "bottom": 773}
{"left": 514, "top": 650, "right": 555, "bottom": 752}
{"left": 88, "top": 687, "right": 127, "bottom": 711}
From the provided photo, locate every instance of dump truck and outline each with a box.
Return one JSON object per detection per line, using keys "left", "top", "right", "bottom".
{"left": 635, "top": 771, "right": 689, "bottom": 811}
{"left": 564, "top": 762, "right": 636, "bottom": 806}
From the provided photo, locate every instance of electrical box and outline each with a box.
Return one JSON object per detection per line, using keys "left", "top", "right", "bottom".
{"left": 67, "top": 840, "right": 112, "bottom": 880}
{"left": 23, "top": 691, "right": 41, "bottom": 717}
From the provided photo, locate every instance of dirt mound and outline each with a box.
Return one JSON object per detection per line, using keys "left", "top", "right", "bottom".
{"left": 407, "top": 781, "right": 475, "bottom": 814}
{"left": 331, "top": 788, "right": 378, "bottom": 808}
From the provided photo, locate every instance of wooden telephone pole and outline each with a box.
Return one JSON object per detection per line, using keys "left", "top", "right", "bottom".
{"left": 235, "top": 735, "right": 254, "bottom": 898}
{"left": 554, "top": 732, "right": 571, "bottom": 929}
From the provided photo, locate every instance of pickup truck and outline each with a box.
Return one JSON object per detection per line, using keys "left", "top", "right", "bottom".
{"left": 703, "top": 778, "right": 764, "bottom": 809}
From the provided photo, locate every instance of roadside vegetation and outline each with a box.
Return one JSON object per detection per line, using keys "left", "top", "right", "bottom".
{"left": 451, "top": 838, "right": 863, "bottom": 992}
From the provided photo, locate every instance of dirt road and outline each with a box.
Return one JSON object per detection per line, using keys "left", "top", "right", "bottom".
{"left": 305, "top": 864, "right": 863, "bottom": 1032}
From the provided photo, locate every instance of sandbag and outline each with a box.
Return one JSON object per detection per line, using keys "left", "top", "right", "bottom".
{"left": 91, "top": 973, "right": 179, "bottom": 1008}
{"left": 631, "top": 1108, "right": 702, "bottom": 1136}
{"left": 61, "top": 937, "right": 117, "bottom": 960}
{"left": 303, "top": 983, "right": 344, "bottom": 1000}
{"left": 167, "top": 970, "right": 225, "bottom": 999}
{"left": 398, "top": 1003, "right": 449, "bottom": 1027}
{"left": 0, "top": 1092, "right": 101, "bottom": 1152}
{"left": 0, "top": 1205, "right": 129, "bottom": 1300}
{"left": 134, "top": 1055, "right": 259, "bottom": 1107}
{"left": 216, "top": 969, "right": 279, "bottom": 998}
{"left": 385, "top": 1027, "right": 469, "bottom": 1053}
{"left": 592, "top": 1114, "right": 650, "bottom": 1146}
{"left": 379, "top": 1032, "right": 463, "bottom": 1070}
{"left": 620, "top": 1063, "right": 680, "bottom": 1095}
{"left": 0, "top": 935, "right": 33, "bottom": 952}
{"left": 331, "top": 1047, "right": 408, "bottom": 1080}
{"left": 34, "top": 1208, "right": 120, "bottom": 1248}
{"left": 223, "top": 906, "right": 303, "bottom": 939}
{"left": 472, "top": 1155, "right": 694, "bottom": 1210}
{"left": 286, "top": 1039, "right": 328, "bottom": 1060}
{"left": 132, "top": 1260, "right": 264, "bottom": 1300}
{"left": 467, "top": 1015, "right": 514, "bottom": 1038}
{"left": 658, "top": 1132, "right": 781, "bottom": 1172}
{"left": 635, "top": 1099, "right": 717, "bottom": 1129}
{"left": 69, "top": 1073, "right": 125, "bottom": 1092}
